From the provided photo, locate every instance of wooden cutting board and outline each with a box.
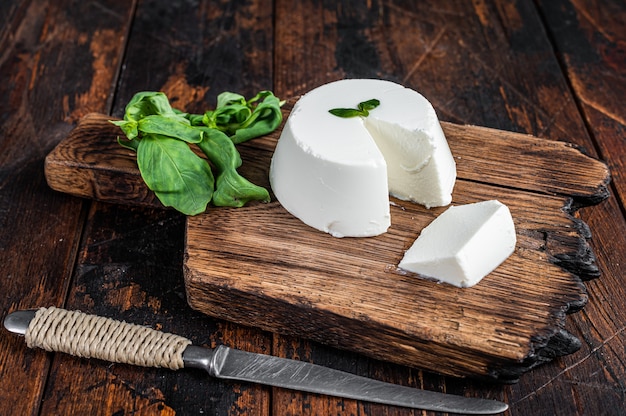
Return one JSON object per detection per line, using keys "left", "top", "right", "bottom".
{"left": 45, "top": 99, "right": 610, "bottom": 382}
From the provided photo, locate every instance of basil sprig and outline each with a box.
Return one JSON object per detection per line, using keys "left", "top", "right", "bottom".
{"left": 329, "top": 99, "right": 380, "bottom": 118}
{"left": 200, "top": 91, "right": 284, "bottom": 144}
{"left": 111, "top": 90, "right": 282, "bottom": 215}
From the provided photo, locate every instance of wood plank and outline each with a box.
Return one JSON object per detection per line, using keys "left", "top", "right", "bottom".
{"left": 40, "top": 0, "right": 277, "bottom": 415}
{"left": 40, "top": 202, "right": 273, "bottom": 416}
{"left": 185, "top": 187, "right": 584, "bottom": 380}
{"left": 0, "top": 1, "right": 132, "bottom": 415}
{"left": 531, "top": 1, "right": 626, "bottom": 413}
{"left": 537, "top": 0, "right": 626, "bottom": 208}
{"left": 183, "top": 155, "right": 601, "bottom": 382}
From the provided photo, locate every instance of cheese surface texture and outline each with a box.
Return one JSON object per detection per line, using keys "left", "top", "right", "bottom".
{"left": 398, "top": 200, "right": 516, "bottom": 288}
{"left": 269, "top": 79, "right": 456, "bottom": 237}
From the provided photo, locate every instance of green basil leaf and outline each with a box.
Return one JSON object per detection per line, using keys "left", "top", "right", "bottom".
{"left": 110, "top": 120, "right": 139, "bottom": 140}
{"left": 137, "top": 115, "right": 204, "bottom": 143}
{"left": 231, "top": 115, "right": 280, "bottom": 144}
{"left": 183, "top": 113, "right": 205, "bottom": 126}
{"left": 231, "top": 92, "right": 283, "bottom": 144}
{"left": 137, "top": 134, "right": 214, "bottom": 215}
{"left": 245, "top": 90, "right": 272, "bottom": 106}
{"left": 216, "top": 91, "right": 246, "bottom": 108}
{"left": 358, "top": 98, "right": 380, "bottom": 112}
{"left": 117, "top": 136, "right": 139, "bottom": 151}
{"left": 330, "top": 98, "right": 380, "bottom": 118}
{"left": 124, "top": 91, "right": 178, "bottom": 122}
{"left": 197, "top": 128, "right": 270, "bottom": 207}
{"left": 112, "top": 90, "right": 282, "bottom": 215}
{"left": 205, "top": 105, "right": 253, "bottom": 134}
{"left": 328, "top": 108, "right": 363, "bottom": 118}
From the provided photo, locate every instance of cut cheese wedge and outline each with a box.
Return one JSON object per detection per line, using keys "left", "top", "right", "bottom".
{"left": 399, "top": 200, "right": 517, "bottom": 288}
{"left": 269, "top": 79, "right": 456, "bottom": 237}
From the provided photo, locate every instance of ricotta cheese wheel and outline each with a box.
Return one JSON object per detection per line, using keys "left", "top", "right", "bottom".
{"left": 269, "top": 79, "right": 456, "bottom": 237}
{"left": 399, "top": 200, "right": 517, "bottom": 288}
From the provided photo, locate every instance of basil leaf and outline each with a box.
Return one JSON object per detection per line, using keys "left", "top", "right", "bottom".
{"left": 216, "top": 91, "right": 247, "bottom": 107}
{"left": 358, "top": 99, "right": 380, "bottom": 112}
{"left": 203, "top": 105, "right": 252, "bottom": 133}
{"left": 137, "top": 115, "right": 204, "bottom": 143}
{"left": 110, "top": 120, "right": 139, "bottom": 140}
{"left": 329, "top": 98, "right": 380, "bottom": 118}
{"left": 137, "top": 134, "right": 214, "bottom": 215}
{"left": 197, "top": 128, "right": 270, "bottom": 207}
{"left": 112, "top": 90, "right": 282, "bottom": 215}
{"left": 124, "top": 91, "right": 178, "bottom": 122}
{"left": 232, "top": 92, "right": 283, "bottom": 144}
{"left": 329, "top": 108, "right": 363, "bottom": 118}
{"left": 117, "top": 136, "right": 139, "bottom": 151}
{"left": 184, "top": 113, "right": 205, "bottom": 126}
{"left": 200, "top": 90, "right": 283, "bottom": 144}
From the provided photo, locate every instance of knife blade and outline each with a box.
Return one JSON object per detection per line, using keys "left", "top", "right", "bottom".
{"left": 4, "top": 307, "right": 507, "bottom": 414}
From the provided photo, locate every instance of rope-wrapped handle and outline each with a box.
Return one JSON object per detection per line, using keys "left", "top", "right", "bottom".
{"left": 25, "top": 307, "right": 192, "bottom": 370}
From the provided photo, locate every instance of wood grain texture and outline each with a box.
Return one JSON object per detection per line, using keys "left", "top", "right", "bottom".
{"left": 271, "top": 0, "right": 626, "bottom": 412}
{"left": 38, "top": 0, "right": 278, "bottom": 415}
{"left": 537, "top": 0, "right": 626, "bottom": 207}
{"left": 39, "top": 202, "right": 273, "bottom": 416}
{"left": 0, "top": 1, "right": 132, "bottom": 415}
{"left": 43, "top": 98, "right": 609, "bottom": 381}
{"left": 527, "top": 2, "right": 626, "bottom": 414}
{"left": 184, "top": 131, "right": 607, "bottom": 383}
{"left": 2, "top": 0, "right": 625, "bottom": 414}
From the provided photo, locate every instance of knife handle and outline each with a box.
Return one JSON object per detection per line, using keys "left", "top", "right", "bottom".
{"left": 22, "top": 307, "right": 191, "bottom": 370}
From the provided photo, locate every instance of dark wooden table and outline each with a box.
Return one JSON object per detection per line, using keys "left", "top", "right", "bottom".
{"left": 1, "top": 1, "right": 624, "bottom": 415}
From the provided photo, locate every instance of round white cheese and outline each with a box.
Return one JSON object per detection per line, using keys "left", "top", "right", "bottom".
{"left": 269, "top": 79, "right": 456, "bottom": 237}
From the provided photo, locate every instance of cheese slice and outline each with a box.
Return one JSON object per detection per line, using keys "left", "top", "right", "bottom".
{"left": 269, "top": 79, "right": 456, "bottom": 237}
{"left": 399, "top": 200, "right": 516, "bottom": 288}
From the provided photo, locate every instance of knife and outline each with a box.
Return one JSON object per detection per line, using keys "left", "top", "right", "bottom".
{"left": 4, "top": 307, "right": 507, "bottom": 414}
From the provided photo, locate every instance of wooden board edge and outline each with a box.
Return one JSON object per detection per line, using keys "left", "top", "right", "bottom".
{"left": 183, "top": 260, "right": 584, "bottom": 383}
